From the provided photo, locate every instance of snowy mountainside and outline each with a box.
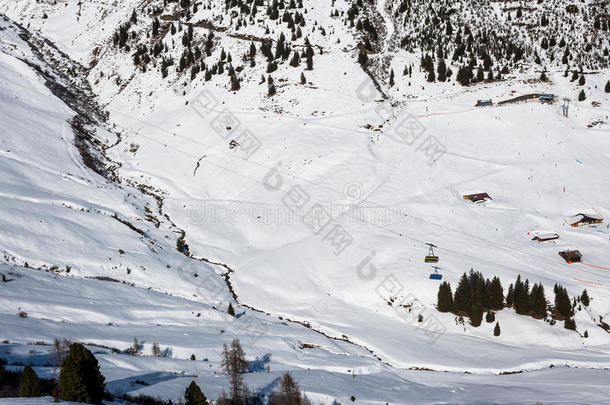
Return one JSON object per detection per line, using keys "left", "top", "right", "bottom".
{"left": 0, "top": 0, "right": 610, "bottom": 402}
{"left": 0, "top": 16, "right": 402, "bottom": 403}
{"left": 3, "top": 263, "right": 610, "bottom": 404}
{"left": 0, "top": 15, "right": 195, "bottom": 291}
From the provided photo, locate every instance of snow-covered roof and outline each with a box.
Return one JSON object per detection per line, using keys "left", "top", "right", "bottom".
{"left": 568, "top": 213, "right": 603, "bottom": 223}
{"left": 532, "top": 233, "right": 559, "bottom": 241}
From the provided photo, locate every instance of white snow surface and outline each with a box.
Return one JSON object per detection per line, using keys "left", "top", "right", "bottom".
{"left": 1, "top": 0, "right": 610, "bottom": 403}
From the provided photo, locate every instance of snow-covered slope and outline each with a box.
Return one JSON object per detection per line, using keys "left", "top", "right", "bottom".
{"left": 4, "top": 263, "right": 610, "bottom": 404}
{"left": 1, "top": 0, "right": 610, "bottom": 402}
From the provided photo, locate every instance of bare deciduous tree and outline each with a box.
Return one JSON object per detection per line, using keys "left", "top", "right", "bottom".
{"left": 151, "top": 341, "right": 161, "bottom": 357}
{"left": 221, "top": 339, "right": 248, "bottom": 404}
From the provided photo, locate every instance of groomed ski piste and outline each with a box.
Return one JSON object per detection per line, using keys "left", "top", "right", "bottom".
{"left": 1, "top": 0, "right": 610, "bottom": 403}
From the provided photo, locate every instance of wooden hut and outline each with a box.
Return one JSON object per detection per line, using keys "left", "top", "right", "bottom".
{"left": 532, "top": 233, "right": 559, "bottom": 242}
{"left": 463, "top": 193, "right": 492, "bottom": 204}
{"left": 568, "top": 213, "right": 603, "bottom": 227}
{"left": 558, "top": 250, "right": 582, "bottom": 263}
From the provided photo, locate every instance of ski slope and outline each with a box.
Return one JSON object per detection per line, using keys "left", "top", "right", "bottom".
{"left": 1, "top": 0, "right": 610, "bottom": 402}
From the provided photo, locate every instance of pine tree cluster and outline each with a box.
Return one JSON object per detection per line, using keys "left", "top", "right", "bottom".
{"left": 437, "top": 271, "right": 590, "bottom": 334}
{"left": 437, "top": 270, "right": 503, "bottom": 328}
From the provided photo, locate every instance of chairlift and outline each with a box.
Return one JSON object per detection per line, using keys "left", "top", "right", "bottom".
{"left": 429, "top": 266, "right": 442, "bottom": 280}
{"left": 424, "top": 243, "right": 439, "bottom": 263}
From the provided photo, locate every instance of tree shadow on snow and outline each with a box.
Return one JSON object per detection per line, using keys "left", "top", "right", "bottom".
{"left": 106, "top": 371, "right": 184, "bottom": 394}
{"left": 246, "top": 353, "right": 271, "bottom": 373}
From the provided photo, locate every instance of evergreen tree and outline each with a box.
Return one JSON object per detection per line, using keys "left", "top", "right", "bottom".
{"left": 578, "top": 74, "right": 585, "bottom": 86}
{"left": 578, "top": 90, "right": 586, "bottom": 101}
{"left": 230, "top": 73, "right": 240, "bottom": 91}
{"left": 564, "top": 318, "right": 576, "bottom": 330}
{"left": 490, "top": 276, "right": 504, "bottom": 309}
{"left": 185, "top": 381, "right": 209, "bottom": 405}
{"left": 437, "top": 58, "right": 447, "bottom": 82}
{"left": 437, "top": 281, "right": 454, "bottom": 312}
{"left": 530, "top": 283, "right": 547, "bottom": 318}
{"left": 482, "top": 278, "right": 493, "bottom": 309}
{"left": 152, "top": 18, "right": 160, "bottom": 36}
{"left": 305, "top": 45, "right": 314, "bottom": 70}
{"left": 420, "top": 54, "right": 433, "bottom": 72}
{"left": 300, "top": 72, "right": 306, "bottom": 84}
{"left": 469, "top": 270, "right": 485, "bottom": 306}
{"left": 456, "top": 66, "right": 472, "bottom": 85}
{"left": 190, "top": 354, "right": 196, "bottom": 360}
{"left": 540, "top": 70, "right": 547, "bottom": 81}
{"left": 470, "top": 302, "right": 483, "bottom": 327}
{"left": 228, "top": 303, "right": 236, "bottom": 316}
{"left": 19, "top": 365, "right": 40, "bottom": 397}
{"left": 555, "top": 285, "right": 572, "bottom": 317}
{"left": 605, "top": 80, "right": 610, "bottom": 93}
{"left": 494, "top": 322, "right": 501, "bottom": 336}
{"left": 389, "top": 69, "right": 395, "bottom": 87}
{"left": 289, "top": 51, "right": 300, "bottom": 67}
{"left": 1, "top": 274, "right": 6, "bottom": 282}
{"left": 266, "top": 61, "right": 277, "bottom": 73}
{"left": 59, "top": 343, "right": 106, "bottom": 404}
{"left": 454, "top": 273, "right": 472, "bottom": 313}
{"left": 513, "top": 275, "right": 530, "bottom": 315}
{"left": 485, "top": 310, "right": 495, "bottom": 323}
{"left": 581, "top": 289, "right": 590, "bottom": 306}
{"left": 268, "top": 76, "right": 276, "bottom": 96}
